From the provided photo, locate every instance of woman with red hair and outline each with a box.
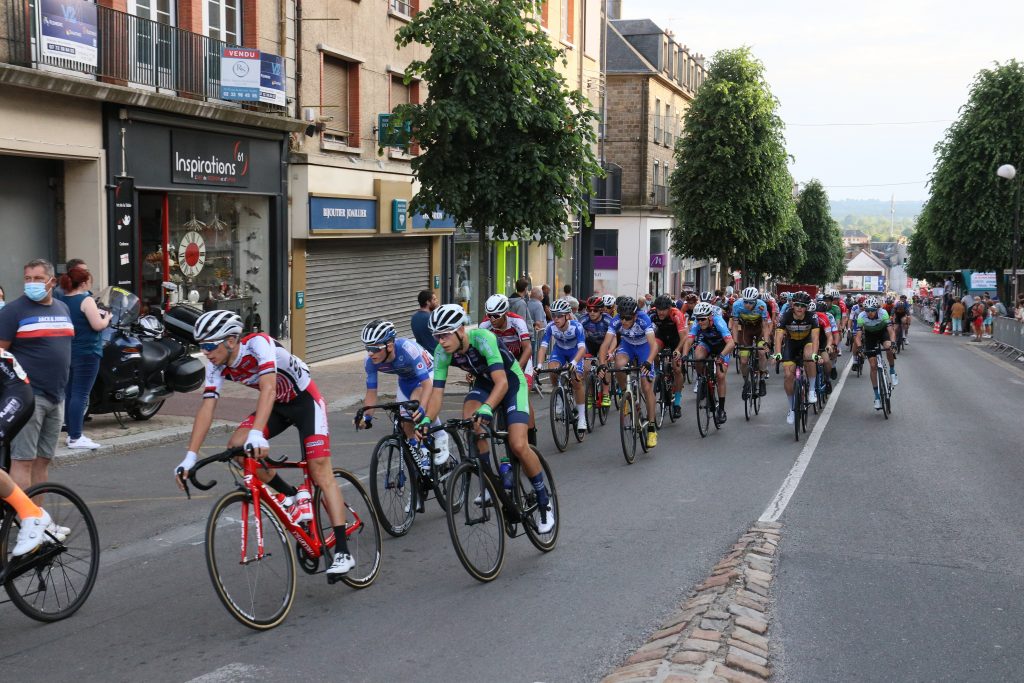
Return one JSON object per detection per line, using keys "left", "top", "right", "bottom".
{"left": 57, "top": 266, "right": 109, "bottom": 449}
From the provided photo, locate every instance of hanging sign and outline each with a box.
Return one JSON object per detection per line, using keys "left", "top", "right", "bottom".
{"left": 259, "top": 52, "right": 286, "bottom": 106}
{"left": 221, "top": 48, "right": 261, "bottom": 101}
{"left": 39, "top": 0, "right": 97, "bottom": 68}
{"left": 112, "top": 176, "right": 136, "bottom": 288}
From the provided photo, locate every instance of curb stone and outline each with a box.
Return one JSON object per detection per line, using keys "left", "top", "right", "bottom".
{"left": 601, "top": 522, "right": 781, "bottom": 682}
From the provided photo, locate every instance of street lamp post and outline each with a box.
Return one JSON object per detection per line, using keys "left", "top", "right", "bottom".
{"left": 997, "top": 163, "right": 1021, "bottom": 309}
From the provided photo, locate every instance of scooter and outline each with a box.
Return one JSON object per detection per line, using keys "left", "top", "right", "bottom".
{"left": 87, "top": 287, "right": 205, "bottom": 423}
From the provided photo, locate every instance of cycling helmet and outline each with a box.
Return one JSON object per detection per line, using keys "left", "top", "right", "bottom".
{"left": 693, "top": 302, "right": 714, "bottom": 317}
{"left": 428, "top": 304, "right": 467, "bottom": 334}
{"left": 361, "top": 319, "right": 396, "bottom": 345}
{"left": 816, "top": 294, "right": 825, "bottom": 303}
{"left": 654, "top": 294, "right": 673, "bottom": 310}
{"left": 586, "top": 295, "right": 604, "bottom": 310}
{"left": 484, "top": 294, "right": 509, "bottom": 316}
{"left": 742, "top": 286, "right": 759, "bottom": 302}
{"left": 791, "top": 291, "right": 812, "bottom": 305}
{"left": 699, "top": 291, "right": 714, "bottom": 303}
{"left": 601, "top": 294, "right": 616, "bottom": 308}
{"left": 864, "top": 297, "right": 880, "bottom": 311}
{"left": 194, "top": 310, "right": 243, "bottom": 342}
{"left": 857, "top": 295, "right": 867, "bottom": 304}
{"left": 808, "top": 301, "right": 817, "bottom": 312}
{"left": 781, "top": 291, "right": 793, "bottom": 300}
{"left": 550, "top": 298, "right": 573, "bottom": 315}
{"left": 617, "top": 297, "right": 638, "bottom": 316}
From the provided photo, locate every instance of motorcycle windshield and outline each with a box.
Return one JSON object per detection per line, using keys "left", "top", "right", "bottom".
{"left": 94, "top": 286, "right": 141, "bottom": 328}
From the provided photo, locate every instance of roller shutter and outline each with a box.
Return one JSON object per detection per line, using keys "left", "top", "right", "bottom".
{"left": 305, "top": 238, "right": 430, "bottom": 362}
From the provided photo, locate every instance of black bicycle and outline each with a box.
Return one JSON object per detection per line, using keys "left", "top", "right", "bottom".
{"left": 685, "top": 357, "right": 723, "bottom": 437}
{"left": 653, "top": 349, "right": 679, "bottom": 428}
{"left": 791, "top": 361, "right": 811, "bottom": 441}
{"left": 610, "top": 365, "right": 653, "bottom": 464}
{"left": 537, "top": 367, "right": 585, "bottom": 452}
{"left": 583, "top": 357, "right": 610, "bottom": 430}
{"left": 444, "top": 419, "right": 558, "bottom": 582}
{"left": 735, "top": 345, "right": 763, "bottom": 421}
{"left": 360, "top": 401, "right": 466, "bottom": 537}
{"left": 0, "top": 444, "right": 99, "bottom": 622}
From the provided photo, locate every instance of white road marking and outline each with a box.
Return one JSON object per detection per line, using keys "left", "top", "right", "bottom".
{"left": 185, "top": 663, "right": 269, "bottom": 682}
{"left": 759, "top": 357, "right": 856, "bottom": 523}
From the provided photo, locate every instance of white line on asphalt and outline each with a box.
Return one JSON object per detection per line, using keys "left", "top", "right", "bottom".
{"left": 758, "top": 357, "right": 855, "bottom": 523}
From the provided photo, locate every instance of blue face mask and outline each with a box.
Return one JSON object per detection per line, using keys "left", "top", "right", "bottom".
{"left": 24, "top": 282, "right": 48, "bottom": 302}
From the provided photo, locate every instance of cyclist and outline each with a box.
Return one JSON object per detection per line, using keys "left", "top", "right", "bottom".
{"left": 699, "top": 291, "right": 724, "bottom": 318}
{"left": 893, "top": 294, "right": 911, "bottom": 345}
{"left": 730, "top": 286, "right": 771, "bottom": 400}
{"left": 809, "top": 300, "right": 837, "bottom": 390}
{"left": 652, "top": 294, "right": 688, "bottom": 419}
{"left": 599, "top": 297, "right": 659, "bottom": 448}
{"left": 856, "top": 297, "right": 898, "bottom": 409}
{"left": 681, "top": 301, "right": 735, "bottom": 423}
{"left": 601, "top": 294, "right": 617, "bottom": 318}
{"left": 823, "top": 291, "right": 843, "bottom": 359}
{"left": 772, "top": 291, "right": 821, "bottom": 426}
{"left": 849, "top": 296, "right": 866, "bottom": 368}
{"left": 580, "top": 295, "right": 615, "bottom": 407}
{"left": 355, "top": 320, "right": 450, "bottom": 486}
{"left": 480, "top": 294, "right": 539, "bottom": 446}
{"left": 419, "top": 304, "right": 554, "bottom": 533}
{"left": 0, "top": 349, "right": 68, "bottom": 556}
{"left": 536, "top": 298, "right": 588, "bottom": 432}
{"left": 175, "top": 311, "right": 354, "bottom": 578}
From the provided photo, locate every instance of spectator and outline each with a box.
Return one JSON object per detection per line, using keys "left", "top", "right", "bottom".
{"left": 950, "top": 298, "right": 965, "bottom": 336}
{"left": 541, "top": 284, "right": 552, "bottom": 321}
{"left": 0, "top": 259, "right": 74, "bottom": 490}
{"left": 509, "top": 279, "right": 530, "bottom": 319}
{"left": 528, "top": 287, "right": 547, "bottom": 332}
{"left": 1017, "top": 294, "right": 1024, "bottom": 322}
{"left": 411, "top": 289, "right": 438, "bottom": 354}
{"left": 53, "top": 258, "right": 87, "bottom": 299}
{"left": 969, "top": 296, "right": 986, "bottom": 342}
{"left": 59, "top": 266, "right": 110, "bottom": 449}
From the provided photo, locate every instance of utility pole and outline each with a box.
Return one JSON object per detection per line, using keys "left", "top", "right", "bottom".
{"left": 889, "top": 193, "right": 895, "bottom": 238}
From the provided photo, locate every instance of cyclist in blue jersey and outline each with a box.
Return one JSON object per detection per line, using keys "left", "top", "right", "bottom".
{"left": 579, "top": 295, "right": 614, "bottom": 407}
{"left": 598, "top": 297, "right": 659, "bottom": 448}
{"left": 730, "top": 287, "right": 771, "bottom": 400}
{"left": 682, "top": 302, "right": 736, "bottom": 423}
{"left": 537, "top": 298, "right": 588, "bottom": 431}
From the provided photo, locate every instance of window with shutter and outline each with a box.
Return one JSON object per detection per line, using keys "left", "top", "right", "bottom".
{"left": 322, "top": 56, "right": 351, "bottom": 146}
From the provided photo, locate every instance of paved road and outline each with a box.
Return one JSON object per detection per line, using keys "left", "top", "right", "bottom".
{"left": 1, "top": 333, "right": 1017, "bottom": 681}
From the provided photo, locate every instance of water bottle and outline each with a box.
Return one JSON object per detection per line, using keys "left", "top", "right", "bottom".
{"left": 498, "top": 461, "right": 513, "bottom": 490}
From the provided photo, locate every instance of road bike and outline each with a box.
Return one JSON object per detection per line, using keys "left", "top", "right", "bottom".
{"left": 360, "top": 401, "right": 466, "bottom": 537}
{"left": 610, "top": 365, "right": 653, "bottom": 464}
{"left": 735, "top": 345, "right": 763, "bottom": 421}
{"left": 537, "top": 367, "right": 585, "bottom": 452}
{"left": 791, "top": 361, "right": 811, "bottom": 441}
{"left": 685, "top": 357, "right": 723, "bottom": 438}
{"left": 583, "top": 357, "right": 610, "bottom": 430}
{"left": 0, "top": 444, "right": 99, "bottom": 622}
{"left": 443, "top": 418, "right": 558, "bottom": 582}
{"left": 182, "top": 446, "right": 381, "bottom": 630}
{"left": 652, "top": 349, "right": 679, "bottom": 428}
{"left": 865, "top": 347, "right": 894, "bottom": 419}
{"left": 894, "top": 322, "right": 906, "bottom": 354}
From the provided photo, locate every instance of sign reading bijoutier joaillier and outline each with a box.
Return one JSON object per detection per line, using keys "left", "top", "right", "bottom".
{"left": 171, "top": 130, "right": 250, "bottom": 187}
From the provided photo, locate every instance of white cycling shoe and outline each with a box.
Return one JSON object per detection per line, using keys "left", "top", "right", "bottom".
{"left": 12, "top": 511, "right": 53, "bottom": 557}
{"left": 786, "top": 411, "right": 795, "bottom": 425}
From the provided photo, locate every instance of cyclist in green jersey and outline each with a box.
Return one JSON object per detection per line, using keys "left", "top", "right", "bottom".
{"left": 419, "top": 304, "right": 554, "bottom": 533}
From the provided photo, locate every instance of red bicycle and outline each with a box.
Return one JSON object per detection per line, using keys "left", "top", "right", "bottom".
{"left": 182, "top": 446, "right": 381, "bottom": 630}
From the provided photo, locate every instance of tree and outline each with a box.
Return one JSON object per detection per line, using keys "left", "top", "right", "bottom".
{"left": 793, "top": 179, "right": 846, "bottom": 285}
{"left": 747, "top": 205, "right": 806, "bottom": 283}
{"left": 917, "top": 60, "right": 1024, "bottom": 277}
{"left": 390, "top": 0, "right": 601, "bottom": 251}
{"left": 906, "top": 201, "right": 950, "bottom": 280}
{"left": 668, "top": 47, "right": 795, "bottom": 271}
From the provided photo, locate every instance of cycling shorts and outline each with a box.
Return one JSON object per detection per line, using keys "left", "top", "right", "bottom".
{"left": 549, "top": 346, "right": 584, "bottom": 374}
{"left": 782, "top": 338, "right": 813, "bottom": 365}
{"left": 695, "top": 340, "right": 731, "bottom": 366}
{"left": 240, "top": 382, "right": 331, "bottom": 460}
{"left": 615, "top": 341, "right": 652, "bottom": 366}
{"left": 465, "top": 377, "right": 530, "bottom": 426}
{"left": 584, "top": 338, "right": 604, "bottom": 359}
{"left": 0, "top": 382, "right": 34, "bottom": 448}
{"left": 736, "top": 326, "right": 763, "bottom": 351}
{"left": 862, "top": 328, "right": 889, "bottom": 352}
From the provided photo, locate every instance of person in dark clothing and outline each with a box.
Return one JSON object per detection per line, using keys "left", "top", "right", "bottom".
{"left": 411, "top": 289, "right": 438, "bottom": 354}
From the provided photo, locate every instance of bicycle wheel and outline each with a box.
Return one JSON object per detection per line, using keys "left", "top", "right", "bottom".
{"left": 549, "top": 384, "right": 570, "bottom": 452}
{"left": 368, "top": 436, "right": 415, "bottom": 537}
{"left": 0, "top": 483, "right": 99, "bottom": 622}
{"left": 653, "top": 375, "right": 666, "bottom": 429}
{"left": 314, "top": 469, "right": 382, "bottom": 589}
{"left": 515, "top": 448, "right": 559, "bottom": 552}
{"left": 445, "top": 461, "right": 505, "bottom": 582}
{"left": 432, "top": 426, "right": 467, "bottom": 512}
{"left": 793, "top": 378, "right": 803, "bottom": 442}
{"left": 695, "top": 380, "right": 710, "bottom": 438}
{"left": 877, "top": 368, "right": 890, "bottom": 419}
{"left": 205, "top": 490, "right": 296, "bottom": 630}
{"left": 744, "top": 382, "right": 753, "bottom": 422}
{"left": 585, "top": 373, "right": 598, "bottom": 433}
{"left": 619, "top": 391, "right": 638, "bottom": 464}
{"left": 597, "top": 376, "right": 610, "bottom": 425}
{"left": 612, "top": 380, "right": 621, "bottom": 411}
{"left": 752, "top": 383, "right": 761, "bottom": 415}
{"left": 711, "top": 382, "right": 722, "bottom": 430}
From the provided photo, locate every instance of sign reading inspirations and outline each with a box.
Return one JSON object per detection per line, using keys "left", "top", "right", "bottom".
{"left": 171, "top": 131, "right": 250, "bottom": 187}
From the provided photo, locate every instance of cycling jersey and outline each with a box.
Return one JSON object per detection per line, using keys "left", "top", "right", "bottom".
{"left": 364, "top": 337, "right": 433, "bottom": 395}
{"left": 433, "top": 329, "right": 529, "bottom": 424}
{"left": 778, "top": 309, "right": 819, "bottom": 342}
{"left": 608, "top": 311, "right": 656, "bottom": 346}
{"left": 731, "top": 299, "right": 769, "bottom": 327}
{"left": 893, "top": 302, "right": 909, "bottom": 319}
{"left": 480, "top": 312, "right": 531, "bottom": 359}
{"left": 857, "top": 309, "right": 891, "bottom": 333}
{"left": 540, "top": 319, "right": 586, "bottom": 352}
{"left": 828, "top": 304, "right": 842, "bottom": 326}
{"left": 652, "top": 307, "right": 688, "bottom": 350}
{"left": 849, "top": 305, "right": 862, "bottom": 330}
{"left": 579, "top": 313, "right": 614, "bottom": 347}
{"left": 688, "top": 315, "right": 733, "bottom": 363}
{"left": 204, "top": 332, "right": 311, "bottom": 403}
{"left": 0, "top": 350, "right": 33, "bottom": 445}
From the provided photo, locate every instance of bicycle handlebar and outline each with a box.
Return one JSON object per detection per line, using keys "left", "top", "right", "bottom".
{"left": 178, "top": 446, "right": 246, "bottom": 495}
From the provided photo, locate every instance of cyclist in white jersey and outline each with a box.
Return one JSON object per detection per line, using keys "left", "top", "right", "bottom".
{"left": 536, "top": 299, "right": 588, "bottom": 431}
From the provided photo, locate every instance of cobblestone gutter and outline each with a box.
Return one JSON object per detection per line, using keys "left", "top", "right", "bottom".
{"left": 601, "top": 521, "right": 781, "bottom": 683}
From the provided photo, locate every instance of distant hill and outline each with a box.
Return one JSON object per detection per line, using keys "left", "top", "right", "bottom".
{"left": 829, "top": 199, "right": 924, "bottom": 220}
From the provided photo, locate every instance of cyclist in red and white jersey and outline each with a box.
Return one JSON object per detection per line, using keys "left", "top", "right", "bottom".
{"left": 174, "top": 310, "right": 354, "bottom": 578}
{"left": 481, "top": 294, "right": 538, "bottom": 445}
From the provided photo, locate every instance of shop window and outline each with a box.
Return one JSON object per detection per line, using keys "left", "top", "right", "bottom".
{"left": 322, "top": 56, "right": 359, "bottom": 148}
{"left": 205, "top": 0, "right": 241, "bottom": 44}
{"left": 453, "top": 239, "right": 481, "bottom": 323}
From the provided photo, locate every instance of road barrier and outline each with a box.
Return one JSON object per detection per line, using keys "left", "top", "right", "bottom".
{"left": 991, "top": 316, "right": 1024, "bottom": 361}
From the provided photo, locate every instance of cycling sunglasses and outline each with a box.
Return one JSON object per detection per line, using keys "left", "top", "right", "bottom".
{"left": 199, "top": 341, "right": 224, "bottom": 352}
{"left": 619, "top": 315, "right": 635, "bottom": 322}
{"left": 792, "top": 303, "right": 808, "bottom": 309}
{"left": 365, "top": 344, "right": 387, "bottom": 353}
{"left": 695, "top": 316, "right": 709, "bottom": 322}
{"left": 487, "top": 313, "right": 504, "bottom": 319}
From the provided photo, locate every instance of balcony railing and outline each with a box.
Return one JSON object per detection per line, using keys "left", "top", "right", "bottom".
{"left": 652, "top": 184, "right": 669, "bottom": 207}
{"left": 589, "top": 162, "right": 622, "bottom": 215}
{"left": 1, "top": 0, "right": 284, "bottom": 108}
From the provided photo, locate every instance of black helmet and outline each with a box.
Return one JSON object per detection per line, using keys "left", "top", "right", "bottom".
{"left": 654, "top": 294, "right": 673, "bottom": 310}
{"left": 618, "top": 297, "right": 638, "bottom": 316}
{"left": 792, "top": 291, "right": 811, "bottom": 305}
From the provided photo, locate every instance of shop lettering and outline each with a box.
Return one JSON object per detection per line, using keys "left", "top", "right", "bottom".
{"left": 174, "top": 151, "right": 238, "bottom": 179}
{"left": 322, "top": 208, "right": 368, "bottom": 219}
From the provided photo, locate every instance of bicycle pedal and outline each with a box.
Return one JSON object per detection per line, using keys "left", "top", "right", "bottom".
{"left": 327, "top": 573, "right": 344, "bottom": 585}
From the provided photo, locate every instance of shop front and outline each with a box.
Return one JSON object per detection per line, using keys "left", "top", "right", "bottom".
{"left": 104, "top": 108, "right": 289, "bottom": 339}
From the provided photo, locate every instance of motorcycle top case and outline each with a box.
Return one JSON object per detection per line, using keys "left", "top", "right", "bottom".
{"left": 163, "top": 305, "right": 202, "bottom": 344}
{"left": 166, "top": 355, "right": 205, "bottom": 393}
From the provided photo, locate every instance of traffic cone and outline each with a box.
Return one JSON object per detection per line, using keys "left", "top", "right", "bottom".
{"left": 944, "top": 326, "right": 951, "bottom": 335}
{"left": 932, "top": 321, "right": 940, "bottom": 334}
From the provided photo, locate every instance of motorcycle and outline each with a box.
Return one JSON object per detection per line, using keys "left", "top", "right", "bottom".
{"left": 87, "top": 287, "right": 205, "bottom": 422}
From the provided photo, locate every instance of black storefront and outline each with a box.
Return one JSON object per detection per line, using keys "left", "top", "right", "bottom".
{"left": 104, "top": 107, "right": 289, "bottom": 338}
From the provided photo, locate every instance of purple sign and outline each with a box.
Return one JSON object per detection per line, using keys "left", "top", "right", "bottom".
{"left": 650, "top": 253, "right": 667, "bottom": 268}
{"left": 594, "top": 255, "right": 618, "bottom": 269}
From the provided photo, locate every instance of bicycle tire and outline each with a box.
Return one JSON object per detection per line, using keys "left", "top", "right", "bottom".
{"left": 654, "top": 375, "right": 666, "bottom": 430}
{"left": 314, "top": 468, "right": 382, "bottom": 589}
{"left": 431, "top": 426, "right": 467, "bottom": 513}
{"left": 638, "top": 389, "right": 651, "bottom": 454}
{"left": 549, "top": 384, "right": 570, "bottom": 452}
{"left": 711, "top": 381, "right": 722, "bottom": 430}
{"left": 753, "top": 384, "right": 761, "bottom": 415}
{"left": 619, "top": 391, "right": 638, "bottom": 464}
{"left": 0, "top": 483, "right": 99, "bottom": 622}
{"left": 695, "top": 380, "right": 710, "bottom": 438}
{"left": 801, "top": 381, "right": 809, "bottom": 432}
{"left": 368, "top": 435, "right": 415, "bottom": 537}
{"left": 205, "top": 490, "right": 296, "bottom": 630}
{"left": 744, "top": 383, "right": 752, "bottom": 421}
{"left": 597, "top": 376, "right": 610, "bottom": 425}
{"left": 445, "top": 461, "right": 505, "bottom": 582}
{"left": 877, "top": 367, "right": 890, "bottom": 419}
{"left": 793, "top": 376, "right": 803, "bottom": 442}
{"left": 585, "top": 373, "right": 598, "bottom": 433}
{"left": 516, "top": 447, "right": 559, "bottom": 552}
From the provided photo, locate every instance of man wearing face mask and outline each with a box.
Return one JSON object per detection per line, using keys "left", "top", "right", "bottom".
{"left": 0, "top": 259, "right": 74, "bottom": 490}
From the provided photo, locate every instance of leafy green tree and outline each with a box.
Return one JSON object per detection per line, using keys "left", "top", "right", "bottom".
{"left": 918, "top": 60, "right": 1024, "bottom": 279}
{"left": 793, "top": 180, "right": 846, "bottom": 284}
{"left": 906, "top": 201, "right": 950, "bottom": 280}
{"left": 747, "top": 209, "right": 806, "bottom": 283}
{"left": 668, "top": 47, "right": 795, "bottom": 271}
{"left": 390, "top": 0, "right": 601, "bottom": 250}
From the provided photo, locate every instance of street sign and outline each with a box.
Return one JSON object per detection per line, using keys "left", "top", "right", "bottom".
{"left": 392, "top": 199, "right": 408, "bottom": 232}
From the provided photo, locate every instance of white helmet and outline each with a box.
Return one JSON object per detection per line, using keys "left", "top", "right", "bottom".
{"left": 601, "top": 294, "right": 616, "bottom": 308}
{"left": 864, "top": 296, "right": 880, "bottom": 310}
{"left": 693, "top": 302, "right": 714, "bottom": 317}
{"left": 742, "top": 286, "right": 759, "bottom": 302}
{"left": 484, "top": 294, "right": 509, "bottom": 316}
{"left": 360, "top": 319, "right": 396, "bottom": 345}
{"left": 194, "top": 310, "right": 243, "bottom": 342}
{"left": 428, "top": 304, "right": 467, "bottom": 334}
{"left": 808, "top": 301, "right": 817, "bottom": 312}
{"left": 550, "top": 298, "right": 573, "bottom": 315}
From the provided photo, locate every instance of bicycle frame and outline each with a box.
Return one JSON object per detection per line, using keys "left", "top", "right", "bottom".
{"left": 450, "top": 420, "right": 535, "bottom": 533}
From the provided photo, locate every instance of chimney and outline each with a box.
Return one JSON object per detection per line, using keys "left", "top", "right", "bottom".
{"left": 606, "top": 0, "right": 621, "bottom": 20}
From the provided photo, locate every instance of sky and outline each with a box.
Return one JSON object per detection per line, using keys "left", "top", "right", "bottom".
{"left": 621, "top": 0, "right": 1024, "bottom": 201}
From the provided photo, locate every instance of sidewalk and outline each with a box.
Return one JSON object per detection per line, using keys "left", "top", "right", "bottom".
{"left": 56, "top": 351, "right": 370, "bottom": 461}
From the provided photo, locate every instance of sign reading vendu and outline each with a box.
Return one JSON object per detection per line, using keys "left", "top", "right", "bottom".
{"left": 310, "top": 197, "right": 378, "bottom": 232}
{"left": 221, "top": 48, "right": 286, "bottom": 105}
{"left": 39, "top": 0, "right": 98, "bottom": 68}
